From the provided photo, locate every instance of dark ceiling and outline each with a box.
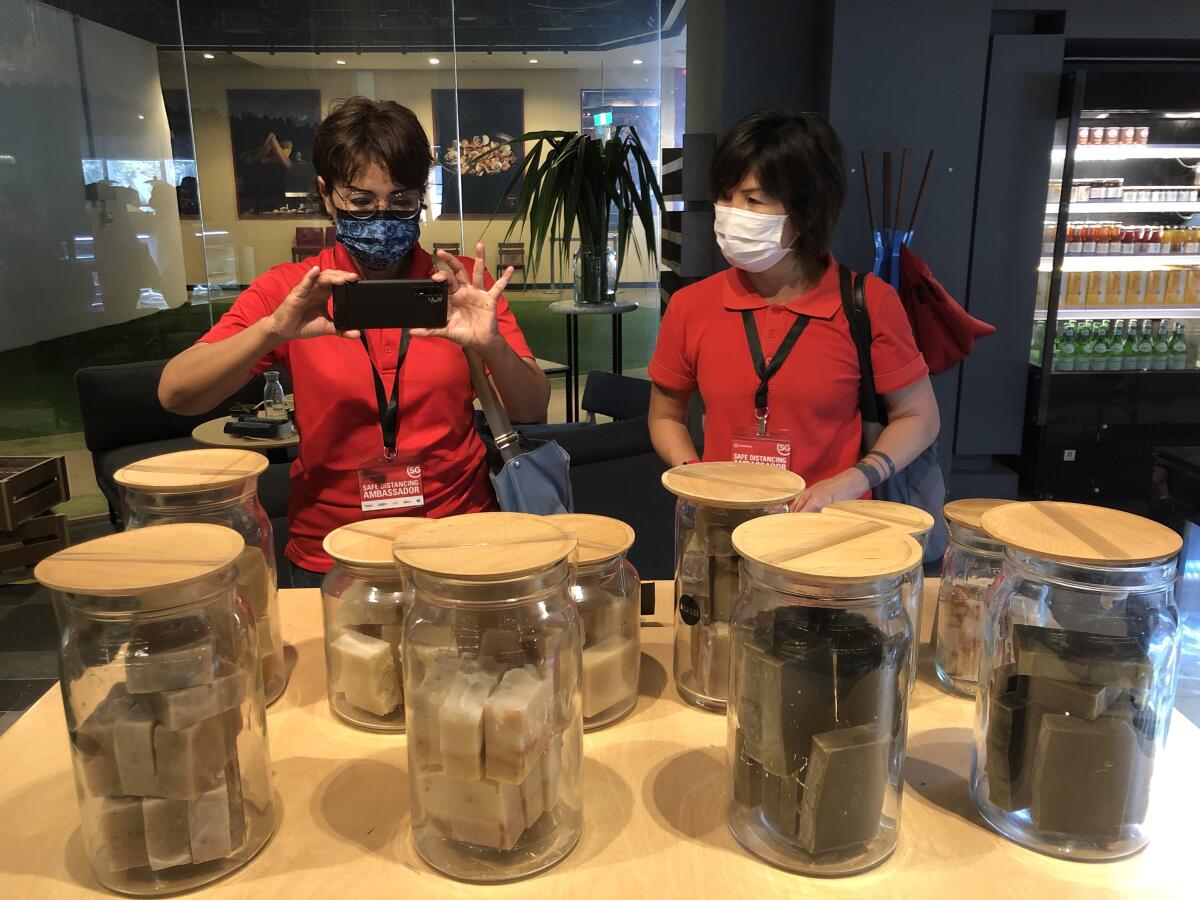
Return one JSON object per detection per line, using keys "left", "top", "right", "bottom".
{"left": 42, "top": 0, "right": 684, "bottom": 53}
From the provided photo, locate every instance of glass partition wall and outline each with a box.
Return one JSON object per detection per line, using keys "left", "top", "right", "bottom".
{"left": 0, "top": 0, "right": 671, "bottom": 520}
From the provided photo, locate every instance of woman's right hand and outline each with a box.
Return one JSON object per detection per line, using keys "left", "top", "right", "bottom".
{"left": 266, "top": 266, "right": 361, "bottom": 343}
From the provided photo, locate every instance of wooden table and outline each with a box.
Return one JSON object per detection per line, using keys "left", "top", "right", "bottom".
{"left": 0, "top": 582, "right": 1193, "bottom": 898}
{"left": 192, "top": 417, "right": 299, "bottom": 463}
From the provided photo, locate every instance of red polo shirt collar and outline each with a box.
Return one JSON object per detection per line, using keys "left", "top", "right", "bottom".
{"left": 722, "top": 253, "right": 843, "bottom": 319}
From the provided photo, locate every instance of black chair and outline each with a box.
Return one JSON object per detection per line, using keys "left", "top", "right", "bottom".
{"left": 580, "top": 371, "right": 652, "bottom": 422}
{"left": 74, "top": 360, "right": 293, "bottom": 566}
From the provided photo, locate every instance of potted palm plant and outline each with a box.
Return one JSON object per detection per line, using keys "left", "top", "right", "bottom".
{"left": 495, "top": 126, "right": 664, "bottom": 305}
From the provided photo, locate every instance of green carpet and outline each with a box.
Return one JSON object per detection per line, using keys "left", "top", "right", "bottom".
{"left": 506, "top": 300, "right": 659, "bottom": 375}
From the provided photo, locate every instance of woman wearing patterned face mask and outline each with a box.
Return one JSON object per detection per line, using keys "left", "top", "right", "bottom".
{"left": 159, "top": 97, "right": 550, "bottom": 588}
{"left": 647, "top": 109, "right": 939, "bottom": 511}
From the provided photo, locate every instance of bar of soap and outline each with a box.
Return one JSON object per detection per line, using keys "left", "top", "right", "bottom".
{"left": 797, "top": 724, "right": 890, "bottom": 853}
{"left": 148, "top": 664, "right": 247, "bottom": 731}
{"left": 418, "top": 770, "right": 526, "bottom": 851}
{"left": 1014, "top": 624, "right": 1153, "bottom": 693}
{"left": 479, "top": 629, "right": 525, "bottom": 665}
{"left": 188, "top": 761, "right": 246, "bottom": 864}
{"left": 440, "top": 669, "right": 502, "bottom": 779}
{"left": 732, "top": 728, "right": 762, "bottom": 806}
{"left": 698, "top": 621, "right": 730, "bottom": 702}
{"left": 519, "top": 754, "right": 546, "bottom": 829}
{"left": 96, "top": 796, "right": 149, "bottom": 872}
{"left": 153, "top": 709, "right": 238, "bottom": 801}
{"left": 335, "top": 597, "right": 404, "bottom": 628}
{"left": 126, "top": 638, "right": 215, "bottom": 695}
{"left": 543, "top": 732, "right": 563, "bottom": 811}
{"left": 761, "top": 768, "right": 803, "bottom": 837}
{"left": 235, "top": 547, "right": 272, "bottom": 619}
{"left": 76, "top": 684, "right": 142, "bottom": 797}
{"left": 582, "top": 635, "right": 637, "bottom": 719}
{"left": 485, "top": 666, "right": 553, "bottom": 783}
{"left": 142, "top": 796, "right": 191, "bottom": 871}
{"left": 709, "top": 554, "right": 741, "bottom": 622}
{"left": 408, "top": 655, "right": 460, "bottom": 767}
{"left": 1027, "top": 676, "right": 1114, "bottom": 720}
{"left": 989, "top": 662, "right": 1019, "bottom": 698}
{"left": 1031, "top": 714, "right": 1147, "bottom": 840}
{"left": 986, "top": 691, "right": 1030, "bottom": 811}
{"left": 739, "top": 640, "right": 822, "bottom": 776}
{"left": 329, "top": 631, "right": 403, "bottom": 717}
{"left": 113, "top": 704, "right": 159, "bottom": 797}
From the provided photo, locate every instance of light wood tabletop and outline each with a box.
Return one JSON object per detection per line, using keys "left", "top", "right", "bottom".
{"left": 191, "top": 418, "right": 299, "bottom": 452}
{"left": 0, "top": 581, "right": 1193, "bottom": 898}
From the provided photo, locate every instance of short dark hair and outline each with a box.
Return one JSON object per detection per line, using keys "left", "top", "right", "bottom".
{"left": 313, "top": 96, "right": 433, "bottom": 197}
{"left": 711, "top": 109, "right": 847, "bottom": 264}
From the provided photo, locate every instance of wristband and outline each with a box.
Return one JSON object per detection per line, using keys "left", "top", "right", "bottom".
{"left": 865, "top": 450, "right": 897, "bottom": 479}
{"left": 854, "top": 461, "right": 884, "bottom": 490}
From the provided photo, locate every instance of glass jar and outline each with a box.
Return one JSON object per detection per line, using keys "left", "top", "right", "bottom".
{"left": 394, "top": 513, "right": 583, "bottom": 882}
{"left": 572, "top": 245, "right": 618, "bottom": 305}
{"left": 320, "top": 517, "right": 427, "bottom": 732}
{"left": 933, "top": 499, "right": 1014, "bottom": 698}
{"left": 726, "top": 513, "right": 919, "bottom": 876}
{"left": 972, "top": 501, "right": 1183, "bottom": 860}
{"left": 548, "top": 513, "right": 640, "bottom": 730}
{"left": 34, "top": 524, "right": 275, "bottom": 895}
{"left": 116, "top": 449, "right": 286, "bottom": 705}
{"left": 663, "top": 462, "right": 806, "bottom": 712}
{"left": 824, "top": 500, "right": 934, "bottom": 695}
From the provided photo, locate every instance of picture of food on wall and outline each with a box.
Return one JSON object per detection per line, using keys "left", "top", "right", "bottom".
{"left": 227, "top": 89, "right": 320, "bottom": 217}
{"left": 433, "top": 89, "right": 524, "bottom": 216}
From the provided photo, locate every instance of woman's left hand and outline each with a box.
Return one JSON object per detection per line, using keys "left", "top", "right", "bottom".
{"left": 413, "top": 243, "right": 514, "bottom": 350}
{"left": 793, "top": 468, "right": 871, "bottom": 512}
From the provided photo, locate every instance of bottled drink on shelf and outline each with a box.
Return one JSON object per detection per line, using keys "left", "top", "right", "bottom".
{"left": 1152, "top": 321, "right": 1170, "bottom": 371}
{"left": 1057, "top": 323, "right": 1077, "bottom": 372}
{"left": 1108, "top": 321, "right": 1125, "bottom": 371}
{"left": 1120, "top": 227, "right": 1136, "bottom": 254}
{"left": 1137, "top": 320, "right": 1155, "bottom": 369}
{"left": 1187, "top": 228, "right": 1200, "bottom": 255}
{"left": 1082, "top": 224, "right": 1097, "bottom": 255}
{"left": 1091, "top": 321, "right": 1110, "bottom": 369}
{"left": 1148, "top": 226, "right": 1162, "bottom": 254}
{"left": 1077, "top": 322, "right": 1094, "bottom": 371}
{"left": 1122, "top": 320, "right": 1140, "bottom": 370}
{"left": 1067, "top": 224, "right": 1082, "bottom": 255}
{"left": 1170, "top": 323, "right": 1189, "bottom": 370}
{"left": 1030, "top": 321, "right": 1046, "bottom": 365}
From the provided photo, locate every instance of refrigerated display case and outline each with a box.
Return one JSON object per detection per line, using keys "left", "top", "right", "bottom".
{"left": 1022, "top": 66, "right": 1200, "bottom": 505}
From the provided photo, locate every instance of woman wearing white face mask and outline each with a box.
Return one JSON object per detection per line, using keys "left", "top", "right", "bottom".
{"left": 647, "top": 109, "right": 939, "bottom": 511}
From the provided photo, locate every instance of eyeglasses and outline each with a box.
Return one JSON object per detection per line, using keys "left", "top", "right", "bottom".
{"left": 336, "top": 188, "right": 423, "bottom": 220}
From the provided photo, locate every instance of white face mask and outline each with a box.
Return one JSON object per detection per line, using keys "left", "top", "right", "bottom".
{"left": 713, "top": 204, "right": 794, "bottom": 273}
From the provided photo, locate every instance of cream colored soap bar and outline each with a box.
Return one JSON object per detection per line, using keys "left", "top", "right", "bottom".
{"left": 543, "top": 732, "right": 563, "bottom": 810}
{"left": 582, "top": 635, "right": 638, "bottom": 718}
{"left": 76, "top": 684, "right": 142, "bottom": 797}
{"left": 439, "top": 669, "right": 502, "bottom": 779}
{"left": 519, "top": 755, "right": 546, "bottom": 829}
{"left": 113, "top": 704, "right": 158, "bottom": 797}
{"left": 484, "top": 666, "right": 553, "bottom": 784}
{"left": 96, "top": 795, "right": 149, "bottom": 872}
{"left": 698, "top": 621, "right": 731, "bottom": 700}
{"left": 419, "top": 770, "right": 526, "bottom": 851}
{"left": 188, "top": 761, "right": 246, "bottom": 865}
{"left": 126, "top": 639, "right": 215, "bottom": 694}
{"left": 335, "top": 597, "right": 404, "bottom": 628}
{"left": 329, "top": 631, "right": 403, "bottom": 717}
{"left": 148, "top": 664, "right": 246, "bottom": 731}
{"left": 143, "top": 796, "right": 191, "bottom": 871}
{"left": 153, "top": 708, "right": 239, "bottom": 801}
{"left": 408, "top": 655, "right": 460, "bottom": 766}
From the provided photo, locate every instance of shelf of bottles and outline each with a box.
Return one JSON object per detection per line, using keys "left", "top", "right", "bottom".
{"left": 1036, "top": 112, "right": 1200, "bottom": 348}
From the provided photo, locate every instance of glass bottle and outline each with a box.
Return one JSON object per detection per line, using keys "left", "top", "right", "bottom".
{"left": 262, "top": 371, "right": 285, "bottom": 417}
{"left": 1091, "top": 322, "right": 1109, "bottom": 370}
{"left": 1137, "top": 321, "right": 1154, "bottom": 370}
{"left": 320, "top": 517, "right": 428, "bottom": 732}
{"left": 116, "top": 449, "right": 286, "bottom": 705}
{"left": 663, "top": 462, "right": 806, "bottom": 712}
{"left": 1108, "top": 321, "right": 1125, "bottom": 371}
{"left": 395, "top": 513, "right": 583, "bottom": 882}
{"left": 972, "top": 501, "right": 1182, "bottom": 860}
{"left": 1122, "top": 321, "right": 1140, "bottom": 370}
{"left": 1152, "top": 321, "right": 1170, "bottom": 370}
{"left": 1169, "top": 323, "right": 1188, "bottom": 370}
{"left": 1076, "top": 322, "right": 1094, "bottom": 372}
{"left": 35, "top": 524, "right": 275, "bottom": 894}
{"left": 726, "top": 513, "right": 918, "bottom": 875}
{"left": 1058, "top": 323, "right": 1077, "bottom": 372}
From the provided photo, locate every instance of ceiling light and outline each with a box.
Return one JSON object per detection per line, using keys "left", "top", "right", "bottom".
{"left": 632, "top": 58, "right": 643, "bottom": 65}
{"left": 202, "top": 52, "right": 215, "bottom": 59}
{"left": 137, "top": 114, "right": 145, "bottom": 120}
{"left": 529, "top": 58, "right": 539, "bottom": 64}
{"left": 336, "top": 59, "right": 346, "bottom": 65}
{"left": 428, "top": 57, "right": 440, "bottom": 65}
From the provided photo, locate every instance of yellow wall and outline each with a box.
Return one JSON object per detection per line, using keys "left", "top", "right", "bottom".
{"left": 167, "top": 59, "right": 661, "bottom": 289}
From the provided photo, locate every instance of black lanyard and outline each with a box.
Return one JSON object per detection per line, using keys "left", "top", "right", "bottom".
{"left": 361, "top": 330, "right": 411, "bottom": 458}
{"left": 741, "top": 309, "right": 810, "bottom": 434}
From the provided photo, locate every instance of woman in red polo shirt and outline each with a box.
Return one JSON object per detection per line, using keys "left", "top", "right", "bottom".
{"left": 158, "top": 97, "right": 549, "bottom": 587}
{"left": 648, "top": 109, "right": 939, "bottom": 510}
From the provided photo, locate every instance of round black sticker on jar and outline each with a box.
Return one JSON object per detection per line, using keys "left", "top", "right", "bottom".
{"left": 679, "top": 594, "right": 701, "bottom": 626}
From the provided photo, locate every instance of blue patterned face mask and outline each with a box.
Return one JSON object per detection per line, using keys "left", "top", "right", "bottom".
{"left": 334, "top": 211, "right": 421, "bottom": 271}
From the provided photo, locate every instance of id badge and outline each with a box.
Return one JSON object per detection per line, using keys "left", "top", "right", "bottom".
{"left": 357, "top": 456, "right": 425, "bottom": 511}
{"left": 730, "top": 426, "right": 793, "bottom": 470}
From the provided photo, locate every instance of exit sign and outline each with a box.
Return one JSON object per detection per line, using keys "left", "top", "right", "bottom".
{"left": 593, "top": 110, "right": 613, "bottom": 127}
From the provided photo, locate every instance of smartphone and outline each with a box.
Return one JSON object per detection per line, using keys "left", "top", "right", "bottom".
{"left": 331, "top": 279, "right": 449, "bottom": 330}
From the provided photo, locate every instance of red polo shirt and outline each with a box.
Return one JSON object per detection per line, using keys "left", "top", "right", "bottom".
{"left": 648, "top": 255, "right": 928, "bottom": 487}
{"left": 199, "top": 243, "right": 533, "bottom": 572}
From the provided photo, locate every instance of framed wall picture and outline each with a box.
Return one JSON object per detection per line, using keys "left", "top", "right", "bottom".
{"left": 227, "top": 89, "right": 321, "bottom": 218}
{"left": 432, "top": 89, "right": 524, "bottom": 217}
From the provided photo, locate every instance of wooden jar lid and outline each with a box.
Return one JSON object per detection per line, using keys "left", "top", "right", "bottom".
{"left": 323, "top": 517, "right": 429, "bottom": 569}
{"left": 661, "top": 462, "right": 806, "bottom": 509}
{"left": 824, "top": 499, "right": 935, "bottom": 538}
{"left": 34, "top": 524, "right": 244, "bottom": 595}
{"left": 980, "top": 501, "right": 1182, "bottom": 565}
{"left": 546, "top": 514, "right": 635, "bottom": 565}
{"left": 943, "top": 498, "right": 1017, "bottom": 532}
{"left": 733, "top": 512, "right": 923, "bottom": 582}
{"left": 393, "top": 512, "right": 577, "bottom": 579}
{"left": 114, "top": 448, "right": 268, "bottom": 493}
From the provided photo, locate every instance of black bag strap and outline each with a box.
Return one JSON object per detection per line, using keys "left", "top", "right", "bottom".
{"left": 465, "top": 349, "right": 522, "bottom": 463}
{"left": 838, "top": 264, "right": 887, "bottom": 427}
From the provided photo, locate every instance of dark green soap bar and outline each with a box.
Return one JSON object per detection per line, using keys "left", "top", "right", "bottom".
{"left": 709, "top": 554, "right": 741, "bottom": 623}
{"left": 1026, "top": 676, "right": 1115, "bottom": 720}
{"left": 733, "top": 729, "right": 763, "bottom": 807}
{"left": 989, "top": 662, "right": 1019, "bottom": 699}
{"left": 985, "top": 691, "right": 1030, "bottom": 811}
{"left": 1030, "top": 714, "right": 1147, "bottom": 840}
{"left": 761, "top": 768, "right": 804, "bottom": 837}
{"left": 797, "top": 723, "right": 890, "bottom": 854}
{"left": 1013, "top": 624, "right": 1153, "bottom": 692}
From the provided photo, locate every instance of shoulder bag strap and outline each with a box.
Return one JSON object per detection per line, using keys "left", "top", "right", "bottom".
{"left": 838, "top": 264, "right": 887, "bottom": 427}
{"left": 465, "top": 349, "right": 522, "bottom": 463}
